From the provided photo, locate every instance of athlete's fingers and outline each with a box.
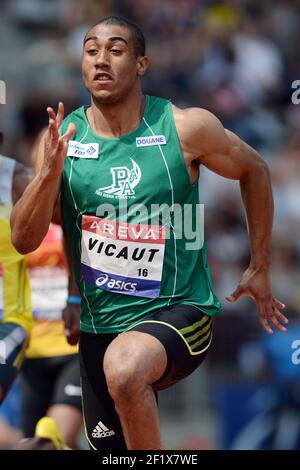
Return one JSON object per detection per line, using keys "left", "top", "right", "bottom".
{"left": 65, "top": 329, "right": 80, "bottom": 346}
{"left": 265, "top": 297, "right": 274, "bottom": 317}
{"left": 258, "top": 315, "right": 273, "bottom": 334}
{"left": 272, "top": 297, "right": 286, "bottom": 310}
{"left": 265, "top": 298, "right": 288, "bottom": 333}
{"left": 268, "top": 305, "right": 288, "bottom": 331}
{"left": 271, "top": 295, "right": 288, "bottom": 323}
{"left": 47, "top": 107, "right": 56, "bottom": 122}
{"left": 62, "top": 304, "right": 80, "bottom": 346}
{"left": 62, "top": 139, "right": 69, "bottom": 159}
{"left": 272, "top": 308, "right": 288, "bottom": 325}
{"left": 225, "top": 285, "right": 244, "bottom": 302}
{"left": 62, "top": 122, "right": 76, "bottom": 142}
{"left": 269, "top": 313, "right": 287, "bottom": 333}
{"left": 257, "top": 300, "right": 273, "bottom": 334}
{"left": 257, "top": 297, "right": 288, "bottom": 333}
{"left": 47, "top": 117, "right": 59, "bottom": 146}
{"left": 57, "top": 138, "right": 68, "bottom": 160}
{"left": 57, "top": 138, "right": 66, "bottom": 157}
{"left": 48, "top": 117, "right": 55, "bottom": 131}
{"left": 47, "top": 105, "right": 60, "bottom": 142}
{"left": 47, "top": 107, "right": 60, "bottom": 138}
{"left": 56, "top": 102, "right": 64, "bottom": 128}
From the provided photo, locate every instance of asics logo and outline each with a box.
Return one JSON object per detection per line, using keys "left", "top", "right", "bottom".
{"left": 95, "top": 274, "right": 137, "bottom": 293}
{"left": 95, "top": 274, "right": 109, "bottom": 287}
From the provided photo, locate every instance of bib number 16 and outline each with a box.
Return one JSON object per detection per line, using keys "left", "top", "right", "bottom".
{"left": 137, "top": 268, "right": 148, "bottom": 277}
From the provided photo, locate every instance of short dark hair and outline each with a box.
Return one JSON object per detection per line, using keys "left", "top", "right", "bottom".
{"left": 85, "top": 16, "right": 146, "bottom": 57}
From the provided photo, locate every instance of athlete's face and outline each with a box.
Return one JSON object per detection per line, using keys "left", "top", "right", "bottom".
{"left": 82, "top": 24, "right": 148, "bottom": 104}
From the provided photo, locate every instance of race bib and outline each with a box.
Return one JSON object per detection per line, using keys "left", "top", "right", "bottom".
{"left": 28, "top": 266, "right": 68, "bottom": 321}
{"left": 81, "top": 215, "right": 166, "bottom": 298}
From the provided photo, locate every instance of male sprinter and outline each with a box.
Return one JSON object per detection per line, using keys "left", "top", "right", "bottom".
{"left": 11, "top": 17, "right": 288, "bottom": 450}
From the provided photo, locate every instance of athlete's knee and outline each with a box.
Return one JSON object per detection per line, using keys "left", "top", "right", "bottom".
{"left": 103, "top": 349, "right": 144, "bottom": 403}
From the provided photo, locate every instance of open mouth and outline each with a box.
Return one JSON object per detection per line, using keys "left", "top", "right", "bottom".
{"left": 94, "top": 72, "right": 113, "bottom": 82}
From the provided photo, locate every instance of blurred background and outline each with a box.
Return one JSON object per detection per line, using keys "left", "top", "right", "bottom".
{"left": 1, "top": 0, "right": 300, "bottom": 450}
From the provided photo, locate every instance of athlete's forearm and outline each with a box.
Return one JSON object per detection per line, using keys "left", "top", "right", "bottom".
{"left": 239, "top": 147, "right": 273, "bottom": 271}
{"left": 10, "top": 172, "right": 61, "bottom": 254}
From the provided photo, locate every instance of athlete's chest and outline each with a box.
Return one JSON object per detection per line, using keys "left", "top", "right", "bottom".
{"left": 64, "top": 137, "right": 188, "bottom": 212}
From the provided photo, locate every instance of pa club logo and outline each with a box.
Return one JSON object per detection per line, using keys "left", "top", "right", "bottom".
{"left": 95, "top": 158, "right": 141, "bottom": 199}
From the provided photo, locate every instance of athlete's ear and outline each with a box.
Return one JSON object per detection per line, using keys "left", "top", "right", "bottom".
{"left": 136, "top": 56, "right": 149, "bottom": 77}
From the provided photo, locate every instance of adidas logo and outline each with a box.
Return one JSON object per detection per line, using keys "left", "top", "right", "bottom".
{"left": 92, "top": 421, "right": 115, "bottom": 438}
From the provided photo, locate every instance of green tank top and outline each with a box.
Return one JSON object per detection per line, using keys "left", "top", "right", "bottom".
{"left": 61, "top": 95, "right": 223, "bottom": 333}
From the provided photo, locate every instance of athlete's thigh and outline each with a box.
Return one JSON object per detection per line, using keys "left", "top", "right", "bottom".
{"left": 129, "top": 304, "right": 213, "bottom": 390}
{"left": 79, "top": 332, "right": 127, "bottom": 450}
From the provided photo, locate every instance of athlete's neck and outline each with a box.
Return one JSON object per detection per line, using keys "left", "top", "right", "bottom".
{"left": 87, "top": 91, "right": 146, "bottom": 138}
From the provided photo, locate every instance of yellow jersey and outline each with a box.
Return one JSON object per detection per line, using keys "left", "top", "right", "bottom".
{"left": 0, "top": 155, "right": 33, "bottom": 332}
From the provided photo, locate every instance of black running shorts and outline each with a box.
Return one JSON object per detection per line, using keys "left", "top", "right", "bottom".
{"left": 80, "top": 304, "right": 213, "bottom": 450}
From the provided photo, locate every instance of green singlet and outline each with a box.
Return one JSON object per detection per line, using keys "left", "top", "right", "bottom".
{"left": 61, "top": 95, "right": 223, "bottom": 333}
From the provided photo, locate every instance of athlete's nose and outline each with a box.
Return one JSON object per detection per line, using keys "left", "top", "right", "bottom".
{"left": 95, "top": 49, "right": 110, "bottom": 68}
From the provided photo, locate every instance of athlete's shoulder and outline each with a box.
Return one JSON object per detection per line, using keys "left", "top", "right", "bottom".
{"left": 172, "top": 104, "right": 225, "bottom": 151}
{"left": 172, "top": 105, "right": 221, "bottom": 132}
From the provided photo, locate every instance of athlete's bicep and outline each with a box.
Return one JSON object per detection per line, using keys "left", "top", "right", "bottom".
{"left": 195, "top": 112, "right": 263, "bottom": 180}
{"left": 175, "top": 107, "right": 248, "bottom": 181}
{"left": 199, "top": 129, "right": 249, "bottom": 180}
